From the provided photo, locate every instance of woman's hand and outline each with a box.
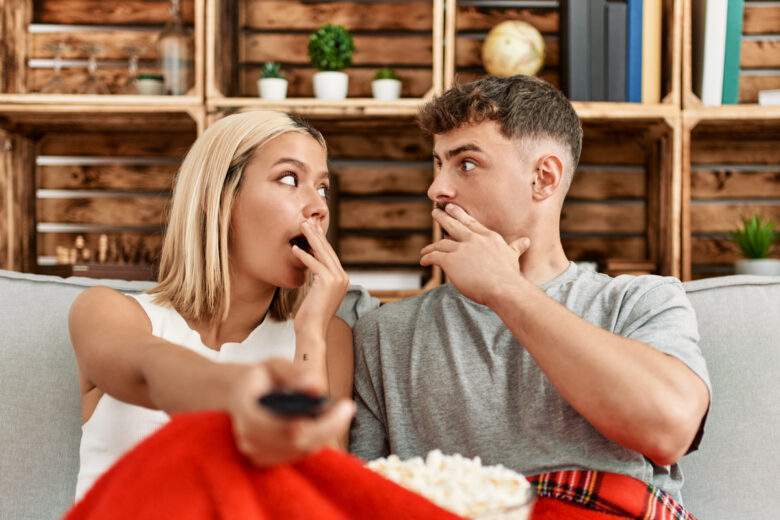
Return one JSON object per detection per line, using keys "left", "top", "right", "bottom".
{"left": 292, "top": 218, "right": 349, "bottom": 339}
{"left": 228, "top": 358, "right": 356, "bottom": 467}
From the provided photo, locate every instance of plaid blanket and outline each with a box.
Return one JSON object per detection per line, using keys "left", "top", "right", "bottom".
{"left": 528, "top": 470, "right": 698, "bottom": 520}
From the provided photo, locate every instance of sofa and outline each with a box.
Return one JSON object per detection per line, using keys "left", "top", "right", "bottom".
{"left": 1, "top": 269, "right": 778, "bottom": 519}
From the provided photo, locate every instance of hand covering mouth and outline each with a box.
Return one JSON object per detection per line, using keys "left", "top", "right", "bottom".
{"left": 289, "top": 234, "right": 312, "bottom": 254}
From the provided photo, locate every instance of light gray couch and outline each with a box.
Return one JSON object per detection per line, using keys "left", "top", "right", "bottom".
{"left": 1, "top": 270, "right": 778, "bottom": 519}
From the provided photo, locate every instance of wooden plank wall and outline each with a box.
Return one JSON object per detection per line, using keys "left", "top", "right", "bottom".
{"left": 739, "top": 1, "right": 780, "bottom": 103}
{"left": 34, "top": 130, "right": 193, "bottom": 269}
{"left": 233, "top": 0, "right": 436, "bottom": 98}
{"left": 23, "top": 0, "right": 195, "bottom": 95}
{"left": 321, "top": 118, "right": 653, "bottom": 274}
{"left": 563, "top": 125, "right": 651, "bottom": 265}
{"left": 0, "top": 131, "right": 36, "bottom": 271}
{"left": 689, "top": 129, "right": 780, "bottom": 278}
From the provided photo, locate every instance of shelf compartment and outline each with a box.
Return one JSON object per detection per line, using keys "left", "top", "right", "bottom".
{"left": 207, "top": 0, "right": 444, "bottom": 113}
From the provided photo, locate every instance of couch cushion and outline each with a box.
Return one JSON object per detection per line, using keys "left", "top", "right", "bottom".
{"left": 0, "top": 270, "right": 152, "bottom": 520}
{"left": 681, "top": 275, "right": 780, "bottom": 519}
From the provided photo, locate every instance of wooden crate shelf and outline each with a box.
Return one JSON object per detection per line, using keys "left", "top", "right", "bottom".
{"left": 681, "top": 119, "right": 780, "bottom": 281}
{"left": 0, "top": 106, "right": 201, "bottom": 276}
{"left": 206, "top": 0, "right": 445, "bottom": 114}
{"left": 445, "top": 0, "right": 682, "bottom": 109}
{"left": 683, "top": 0, "right": 780, "bottom": 109}
{"left": 0, "top": 0, "right": 205, "bottom": 100}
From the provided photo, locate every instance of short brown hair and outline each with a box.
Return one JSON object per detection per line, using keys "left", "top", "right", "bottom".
{"left": 417, "top": 75, "right": 583, "bottom": 177}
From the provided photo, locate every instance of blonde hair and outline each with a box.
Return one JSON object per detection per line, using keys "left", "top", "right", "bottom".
{"left": 149, "top": 111, "right": 326, "bottom": 324}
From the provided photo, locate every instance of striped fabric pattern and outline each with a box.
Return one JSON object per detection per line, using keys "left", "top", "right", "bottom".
{"left": 529, "top": 470, "right": 698, "bottom": 520}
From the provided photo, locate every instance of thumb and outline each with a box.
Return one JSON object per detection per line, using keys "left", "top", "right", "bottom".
{"left": 510, "top": 237, "right": 531, "bottom": 255}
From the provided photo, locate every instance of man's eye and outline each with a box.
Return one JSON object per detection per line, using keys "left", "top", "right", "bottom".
{"left": 279, "top": 173, "right": 297, "bottom": 186}
{"left": 462, "top": 160, "right": 476, "bottom": 172}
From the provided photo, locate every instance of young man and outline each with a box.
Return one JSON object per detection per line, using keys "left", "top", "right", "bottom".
{"left": 350, "top": 76, "right": 710, "bottom": 517}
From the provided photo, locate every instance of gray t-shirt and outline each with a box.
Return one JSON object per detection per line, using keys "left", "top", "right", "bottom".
{"left": 350, "top": 262, "right": 711, "bottom": 503}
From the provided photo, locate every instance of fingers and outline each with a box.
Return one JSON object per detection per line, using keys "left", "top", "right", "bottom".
{"left": 509, "top": 237, "right": 532, "bottom": 256}
{"left": 290, "top": 400, "right": 356, "bottom": 452}
{"left": 444, "top": 203, "right": 490, "bottom": 235}
{"left": 432, "top": 208, "right": 470, "bottom": 242}
{"left": 419, "top": 250, "right": 445, "bottom": 268}
{"left": 300, "top": 219, "right": 340, "bottom": 272}
{"left": 420, "top": 239, "right": 458, "bottom": 257}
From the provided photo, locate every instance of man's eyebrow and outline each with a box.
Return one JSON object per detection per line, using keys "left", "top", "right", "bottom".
{"left": 435, "top": 144, "right": 484, "bottom": 161}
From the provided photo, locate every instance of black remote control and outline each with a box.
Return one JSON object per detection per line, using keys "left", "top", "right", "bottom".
{"left": 258, "top": 391, "right": 328, "bottom": 418}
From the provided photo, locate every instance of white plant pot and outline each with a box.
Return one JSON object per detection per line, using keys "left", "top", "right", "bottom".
{"left": 372, "top": 79, "right": 402, "bottom": 100}
{"left": 735, "top": 258, "right": 780, "bottom": 276}
{"left": 258, "top": 78, "right": 288, "bottom": 100}
{"left": 136, "top": 79, "right": 164, "bottom": 96}
{"left": 313, "top": 71, "right": 348, "bottom": 100}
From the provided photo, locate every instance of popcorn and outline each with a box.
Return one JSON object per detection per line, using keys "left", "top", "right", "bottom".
{"left": 367, "top": 450, "right": 533, "bottom": 519}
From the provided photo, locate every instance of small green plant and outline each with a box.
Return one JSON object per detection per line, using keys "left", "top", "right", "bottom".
{"left": 308, "top": 24, "right": 355, "bottom": 71}
{"left": 374, "top": 67, "right": 399, "bottom": 81}
{"left": 731, "top": 215, "right": 777, "bottom": 259}
{"left": 261, "top": 62, "right": 283, "bottom": 79}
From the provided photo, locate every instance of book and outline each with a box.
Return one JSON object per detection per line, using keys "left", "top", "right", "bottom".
{"left": 758, "top": 89, "right": 780, "bottom": 106}
{"left": 606, "top": 0, "right": 628, "bottom": 102}
{"left": 590, "top": 0, "right": 608, "bottom": 101}
{"left": 626, "top": 0, "right": 643, "bottom": 102}
{"left": 693, "top": 0, "right": 728, "bottom": 106}
{"left": 641, "top": 0, "right": 662, "bottom": 103}
{"left": 561, "top": 0, "right": 592, "bottom": 101}
{"left": 722, "top": 0, "right": 745, "bottom": 104}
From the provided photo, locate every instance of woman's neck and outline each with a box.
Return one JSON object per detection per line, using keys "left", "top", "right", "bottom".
{"left": 191, "top": 275, "right": 277, "bottom": 350}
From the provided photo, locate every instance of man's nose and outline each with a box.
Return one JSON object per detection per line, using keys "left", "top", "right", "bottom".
{"left": 427, "top": 171, "right": 456, "bottom": 203}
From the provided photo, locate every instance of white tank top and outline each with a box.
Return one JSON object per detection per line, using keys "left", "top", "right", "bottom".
{"left": 74, "top": 292, "right": 297, "bottom": 501}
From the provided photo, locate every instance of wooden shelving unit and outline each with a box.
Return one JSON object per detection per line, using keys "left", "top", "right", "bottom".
{"left": 5, "top": 0, "right": 773, "bottom": 295}
{"left": 680, "top": 0, "right": 780, "bottom": 280}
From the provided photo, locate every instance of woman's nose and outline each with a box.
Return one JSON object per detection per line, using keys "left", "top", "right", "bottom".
{"left": 302, "top": 189, "right": 329, "bottom": 222}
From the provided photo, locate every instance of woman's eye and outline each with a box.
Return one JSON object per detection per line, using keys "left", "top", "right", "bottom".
{"left": 462, "top": 160, "right": 476, "bottom": 172}
{"left": 279, "top": 173, "right": 297, "bottom": 186}
{"left": 318, "top": 185, "right": 330, "bottom": 198}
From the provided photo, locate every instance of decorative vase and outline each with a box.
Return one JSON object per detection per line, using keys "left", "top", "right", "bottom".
{"left": 734, "top": 258, "right": 780, "bottom": 276}
{"left": 258, "top": 78, "right": 288, "bottom": 100}
{"left": 313, "top": 71, "right": 348, "bottom": 100}
{"left": 158, "top": 0, "right": 192, "bottom": 95}
{"left": 371, "top": 79, "right": 401, "bottom": 101}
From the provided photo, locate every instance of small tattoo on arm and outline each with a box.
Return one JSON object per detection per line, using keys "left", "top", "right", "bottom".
{"left": 303, "top": 353, "right": 308, "bottom": 361}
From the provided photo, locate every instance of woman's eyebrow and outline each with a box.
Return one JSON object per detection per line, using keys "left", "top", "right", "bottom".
{"left": 272, "top": 158, "right": 308, "bottom": 171}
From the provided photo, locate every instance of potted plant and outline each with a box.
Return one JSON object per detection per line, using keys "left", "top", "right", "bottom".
{"left": 257, "top": 62, "right": 288, "bottom": 100}
{"left": 730, "top": 215, "right": 780, "bottom": 275}
{"left": 372, "top": 67, "right": 402, "bottom": 101}
{"left": 308, "top": 24, "right": 354, "bottom": 100}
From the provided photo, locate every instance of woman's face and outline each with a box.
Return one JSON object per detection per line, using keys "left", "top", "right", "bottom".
{"left": 230, "top": 132, "right": 330, "bottom": 289}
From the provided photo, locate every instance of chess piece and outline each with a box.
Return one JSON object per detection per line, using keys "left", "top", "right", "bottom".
{"left": 98, "top": 234, "right": 108, "bottom": 264}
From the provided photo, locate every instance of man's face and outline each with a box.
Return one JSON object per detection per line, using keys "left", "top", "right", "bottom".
{"left": 430, "top": 120, "right": 535, "bottom": 241}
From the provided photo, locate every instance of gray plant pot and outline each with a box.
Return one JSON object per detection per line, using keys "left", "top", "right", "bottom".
{"left": 734, "top": 258, "right": 780, "bottom": 276}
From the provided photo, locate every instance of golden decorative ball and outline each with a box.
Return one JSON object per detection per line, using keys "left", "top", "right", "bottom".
{"left": 481, "top": 20, "right": 545, "bottom": 77}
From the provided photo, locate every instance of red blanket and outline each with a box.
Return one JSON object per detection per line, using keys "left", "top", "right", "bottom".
{"left": 67, "top": 411, "right": 694, "bottom": 520}
{"left": 66, "top": 411, "right": 461, "bottom": 520}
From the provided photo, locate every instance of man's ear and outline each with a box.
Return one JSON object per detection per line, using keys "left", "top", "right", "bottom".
{"left": 531, "top": 153, "right": 565, "bottom": 201}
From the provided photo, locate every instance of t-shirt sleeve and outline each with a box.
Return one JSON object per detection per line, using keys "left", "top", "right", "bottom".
{"left": 349, "top": 311, "right": 390, "bottom": 461}
{"left": 617, "top": 279, "right": 712, "bottom": 453}
{"left": 336, "top": 285, "right": 380, "bottom": 328}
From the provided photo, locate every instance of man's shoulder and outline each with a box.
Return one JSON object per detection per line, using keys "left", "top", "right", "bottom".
{"left": 354, "top": 284, "right": 454, "bottom": 331}
{"left": 571, "top": 267, "right": 685, "bottom": 301}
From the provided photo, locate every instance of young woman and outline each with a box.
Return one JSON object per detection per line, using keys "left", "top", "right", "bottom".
{"left": 69, "top": 111, "right": 371, "bottom": 500}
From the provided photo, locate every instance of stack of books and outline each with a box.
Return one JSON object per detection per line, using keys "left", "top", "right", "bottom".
{"left": 692, "top": 0, "right": 745, "bottom": 106}
{"left": 561, "top": 0, "right": 662, "bottom": 103}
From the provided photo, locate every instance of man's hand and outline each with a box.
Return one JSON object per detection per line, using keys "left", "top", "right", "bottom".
{"left": 228, "top": 358, "right": 356, "bottom": 467}
{"left": 420, "top": 203, "right": 531, "bottom": 306}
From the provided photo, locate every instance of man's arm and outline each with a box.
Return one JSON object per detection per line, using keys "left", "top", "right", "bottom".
{"left": 488, "top": 280, "right": 709, "bottom": 466}
{"left": 421, "top": 204, "right": 710, "bottom": 466}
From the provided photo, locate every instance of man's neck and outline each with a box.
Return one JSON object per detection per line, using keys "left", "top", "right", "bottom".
{"left": 518, "top": 235, "right": 571, "bottom": 287}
